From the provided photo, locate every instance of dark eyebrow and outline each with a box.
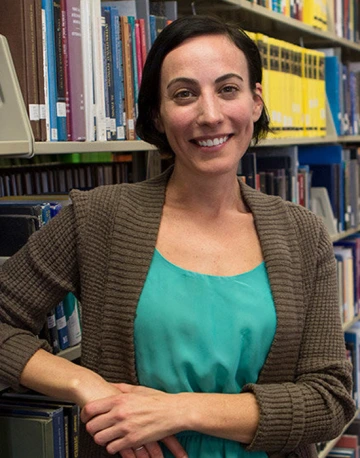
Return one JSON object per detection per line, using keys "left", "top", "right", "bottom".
{"left": 166, "top": 73, "right": 244, "bottom": 90}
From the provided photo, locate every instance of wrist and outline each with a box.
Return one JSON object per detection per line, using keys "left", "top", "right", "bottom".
{"left": 70, "top": 368, "right": 119, "bottom": 407}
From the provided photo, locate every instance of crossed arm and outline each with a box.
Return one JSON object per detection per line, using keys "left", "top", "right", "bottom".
{"left": 20, "top": 348, "right": 260, "bottom": 457}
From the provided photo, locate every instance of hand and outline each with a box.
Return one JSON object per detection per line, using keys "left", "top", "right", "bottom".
{"left": 81, "top": 383, "right": 188, "bottom": 457}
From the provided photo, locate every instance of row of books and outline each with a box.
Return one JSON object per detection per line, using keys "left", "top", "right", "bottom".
{"left": 319, "top": 47, "right": 360, "bottom": 137}
{"left": 321, "top": 431, "right": 360, "bottom": 458}
{"left": 0, "top": 196, "right": 83, "bottom": 354}
{"left": 0, "top": 154, "right": 134, "bottom": 198}
{"left": 345, "top": 322, "right": 360, "bottom": 409}
{"left": 335, "top": 237, "right": 360, "bottom": 327}
{"left": 0, "top": 0, "right": 177, "bottom": 143}
{"left": 246, "top": 0, "right": 360, "bottom": 42}
{"left": 41, "top": 293, "right": 82, "bottom": 355}
{"left": 248, "top": 31, "right": 327, "bottom": 138}
{"left": 242, "top": 144, "right": 360, "bottom": 237}
{"left": 0, "top": 390, "right": 80, "bottom": 458}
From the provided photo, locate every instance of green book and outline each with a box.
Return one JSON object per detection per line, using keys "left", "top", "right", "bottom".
{"left": 0, "top": 414, "right": 55, "bottom": 458}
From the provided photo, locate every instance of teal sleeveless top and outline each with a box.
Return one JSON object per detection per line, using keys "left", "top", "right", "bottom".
{"left": 134, "top": 248, "right": 276, "bottom": 457}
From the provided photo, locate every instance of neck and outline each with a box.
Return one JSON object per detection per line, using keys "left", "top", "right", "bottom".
{"left": 166, "top": 164, "right": 248, "bottom": 215}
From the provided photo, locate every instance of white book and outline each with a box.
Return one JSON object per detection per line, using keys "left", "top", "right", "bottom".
{"left": 91, "top": 0, "right": 107, "bottom": 141}
{"left": 81, "top": 0, "right": 95, "bottom": 141}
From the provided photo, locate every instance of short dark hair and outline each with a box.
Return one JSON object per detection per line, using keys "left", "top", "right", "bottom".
{"left": 135, "top": 14, "right": 271, "bottom": 153}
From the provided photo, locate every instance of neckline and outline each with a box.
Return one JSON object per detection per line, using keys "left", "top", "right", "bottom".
{"left": 154, "top": 248, "right": 265, "bottom": 279}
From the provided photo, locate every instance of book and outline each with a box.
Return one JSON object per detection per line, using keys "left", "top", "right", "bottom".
{"left": 298, "top": 144, "right": 345, "bottom": 232}
{"left": 0, "top": 214, "right": 38, "bottom": 256}
{"left": 1, "top": 392, "right": 80, "bottom": 458}
{"left": 42, "top": 0, "right": 59, "bottom": 141}
{"left": 0, "top": 414, "right": 55, "bottom": 458}
{"left": 62, "top": 0, "right": 86, "bottom": 141}
{"left": 0, "top": 0, "right": 41, "bottom": 141}
{"left": 91, "top": 0, "right": 107, "bottom": 141}
{"left": 53, "top": 0, "right": 68, "bottom": 141}
{"left": 55, "top": 301, "right": 70, "bottom": 350}
{"left": 0, "top": 401, "right": 65, "bottom": 458}
{"left": 63, "top": 293, "right": 82, "bottom": 346}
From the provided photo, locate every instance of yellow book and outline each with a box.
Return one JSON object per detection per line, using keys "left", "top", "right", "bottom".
{"left": 268, "top": 37, "right": 282, "bottom": 139}
{"left": 315, "top": 50, "right": 326, "bottom": 136}
{"left": 255, "top": 33, "right": 272, "bottom": 137}
{"left": 288, "top": 43, "right": 303, "bottom": 137}
{"left": 301, "top": 48, "right": 311, "bottom": 137}
{"left": 281, "top": 41, "right": 293, "bottom": 138}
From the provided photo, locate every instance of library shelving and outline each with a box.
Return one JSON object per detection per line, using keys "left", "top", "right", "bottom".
{"left": 1, "top": 1, "right": 360, "bottom": 457}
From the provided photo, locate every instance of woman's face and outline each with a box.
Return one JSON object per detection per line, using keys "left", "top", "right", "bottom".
{"left": 156, "top": 34, "right": 263, "bottom": 177}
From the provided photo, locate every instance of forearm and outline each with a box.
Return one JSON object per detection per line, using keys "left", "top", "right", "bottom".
{"left": 177, "top": 391, "right": 259, "bottom": 444}
{"left": 20, "top": 348, "right": 119, "bottom": 407}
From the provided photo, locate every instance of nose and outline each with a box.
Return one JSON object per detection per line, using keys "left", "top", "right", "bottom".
{"left": 196, "top": 93, "right": 224, "bottom": 126}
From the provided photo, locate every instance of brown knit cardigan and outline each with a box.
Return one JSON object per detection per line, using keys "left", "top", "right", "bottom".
{"left": 0, "top": 167, "right": 356, "bottom": 458}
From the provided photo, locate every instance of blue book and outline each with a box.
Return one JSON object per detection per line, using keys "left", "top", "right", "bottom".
{"left": 109, "top": 6, "right": 125, "bottom": 140}
{"left": 324, "top": 56, "right": 342, "bottom": 135}
{"left": 298, "top": 145, "right": 345, "bottom": 232}
{"left": 0, "top": 401, "right": 65, "bottom": 458}
{"left": 49, "top": 203, "right": 63, "bottom": 218}
{"left": 55, "top": 302, "right": 70, "bottom": 351}
{"left": 149, "top": 14, "right": 157, "bottom": 45}
{"left": 41, "top": 0, "right": 59, "bottom": 141}
{"left": 102, "top": 7, "right": 117, "bottom": 140}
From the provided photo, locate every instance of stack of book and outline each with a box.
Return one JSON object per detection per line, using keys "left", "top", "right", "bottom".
{"left": 0, "top": 0, "right": 177, "bottom": 143}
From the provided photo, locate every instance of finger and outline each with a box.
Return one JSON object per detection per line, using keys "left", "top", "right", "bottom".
{"left": 134, "top": 445, "right": 150, "bottom": 457}
{"left": 81, "top": 395, "right": 119, "bottom": 423}
{"left": 161, "top": 435, "right": 188, "bottom": 458}
{"left": 143, "top": 442, "right": 164, "bottom": 457}
{"left": 119, "top": 449, "right": 136, "bottom": 458}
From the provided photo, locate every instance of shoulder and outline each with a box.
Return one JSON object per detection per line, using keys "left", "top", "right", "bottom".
{"left": 240, "top": 180, "right": 331, "bottom": 253}
{"left": 68, "top": 168, "right": 171, "bottom": 223}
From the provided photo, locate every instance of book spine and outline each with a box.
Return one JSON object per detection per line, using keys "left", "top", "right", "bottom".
{"left": 42, "top": 0, "right": 59, "bottom": 141}
{"left": 60, "top": 0, "right": 72, "bottom": 140}
{"left": 102, "top": 7, "right": 116, "bottom": 140}
{"left": 63, "top": 293, "right": 82, "bottom": 346}
{"left": 25, "top": 0, "right": 42, "bottom": 141}
{"left": 80, "top": 0, "right": 95, "bottom": 141}
{"left": 110, "top": 6, "right": 125, "bottom": 140}
{"left": 91, "top": 0, "right": 107, "bottom": 141}
{"left": 46, "top": 309, "right": 61, "bottom": 354}
{"left": 53, "top": 0, "right": 68, "bottom": 141}
{"left": 55, "top": 301, "right": 70, "bottom": 350}
{"left": 34, "top": 0, "right": 48, "bottom": 141}
{"left": 65, "top": 0, "right": 86, "bottom": 141}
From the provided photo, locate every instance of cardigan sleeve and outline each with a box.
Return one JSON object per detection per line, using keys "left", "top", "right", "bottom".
{"left": 0, "top": 203, "right": 81, "bottom": 390}
{"left": 242, "top": 216, "right": 356, "bottom": 453}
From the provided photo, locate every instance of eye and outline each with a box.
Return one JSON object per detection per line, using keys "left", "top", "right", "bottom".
{"left": 220, "top": 85, "right": 239, "bottom": 96}
{"left": 174, "top": 90, "right": 195, "bottom": 99}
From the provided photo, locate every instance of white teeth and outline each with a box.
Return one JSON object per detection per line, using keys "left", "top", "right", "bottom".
{"left": 197, "top": 136, "right": 228, "bottom": 147}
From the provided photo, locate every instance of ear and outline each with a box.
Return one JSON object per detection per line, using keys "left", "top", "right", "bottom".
{"left": 153, "top": 112, "right": 165, "bottom": 133}
{"left": 252, "top": 83, "right": 264, "bottom": 122}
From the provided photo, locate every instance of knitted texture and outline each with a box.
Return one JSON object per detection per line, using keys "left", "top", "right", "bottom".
{"left": 0, "top": 167, "right": 355, "bottom": 458}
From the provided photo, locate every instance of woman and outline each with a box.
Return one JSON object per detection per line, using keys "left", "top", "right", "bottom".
{"left": 0, "top": 15, "right": 355, "bottom": 458}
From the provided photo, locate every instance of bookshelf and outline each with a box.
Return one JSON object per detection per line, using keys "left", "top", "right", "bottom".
{"left": 177, "top": 0, "right": 360, "bottom": 59}
{"left": 318, "top": 408, "right": 360, "bottom": 458}
{"left": 1, "top": 2, "right": 360, "bottom": 457}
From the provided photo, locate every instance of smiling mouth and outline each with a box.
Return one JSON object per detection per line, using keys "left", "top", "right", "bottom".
{"left": 193, "top": 135, "right": 230, "bottom": 147}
